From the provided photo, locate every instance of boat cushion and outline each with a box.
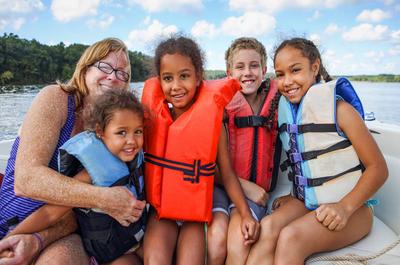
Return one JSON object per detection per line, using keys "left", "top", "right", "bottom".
{"left": 268, "top": 184, "right": 400, "bottom": 264}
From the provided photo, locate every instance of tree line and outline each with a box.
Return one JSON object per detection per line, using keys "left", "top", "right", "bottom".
{"left": 0, "top": 33, "right": 152, "bottom": 86}
{"left": 1, "top": 33, "right": 398, "bottom": 86}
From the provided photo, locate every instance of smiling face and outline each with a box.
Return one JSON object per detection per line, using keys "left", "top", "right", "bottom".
{"left": 159, "top": 53, "right": 199, "bottom": 118}
{"left": 227, "top": 49, "right": 266, "bottom": 97}
{"left": 85, "top": 51, "right": 130, "bottom": 97}
{"left": 274, "top": 46, "right": 320, "bottom": 104}
{"left": 97, "top": 109, "right": 144, "bottom": 162}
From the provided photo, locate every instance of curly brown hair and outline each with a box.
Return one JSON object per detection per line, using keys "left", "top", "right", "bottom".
{"left": 84, "top": 89, "right": 143, "bottom": 132}
{"left": 154, "top": 34, "right": 205, "bottom": 80}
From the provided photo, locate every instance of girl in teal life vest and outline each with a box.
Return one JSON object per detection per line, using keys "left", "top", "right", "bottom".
{"left": 2, "top": 89, "right": 148, "bottom": 265}
{"left": 248, "top": 37, "right": 388, "bottom": 265}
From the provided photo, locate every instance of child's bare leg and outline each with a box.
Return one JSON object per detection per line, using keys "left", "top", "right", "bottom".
{"left": 274, "top": 205, "right": 373, "bottom": 265}
{"left": 176, "top": 221, "right": 205, "bottom": 265}
{"left": 245, "top": 197, "right": 308, "bottom": 265}
{"left": 106, "top": 252, "right": 142, "bottom": 265}
{"left": 225, "top": 209, "right": 251, "bottom": 265}
{"left": 143, "top": 212, "right": 178, "bottom": 265}
{"left": 35, "top": 234, "right": 90, "bottom": 265}
{"left": 207, "top": 212, "right": 229, "bottom": 265}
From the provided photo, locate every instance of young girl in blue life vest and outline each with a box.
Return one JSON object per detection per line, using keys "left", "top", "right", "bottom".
{"left": 248, "top": 37, "right": 388, "bottom": 265}
{"left": 207, "top": 37, "right": 281, "bottom": 265}
{"left": 141, "top": 35, "right": 259, "bottom": 265}
{"left": 2, "top": 89, "right": 148, "bottom": 265}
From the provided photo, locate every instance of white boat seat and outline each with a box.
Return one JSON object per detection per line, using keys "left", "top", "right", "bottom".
{"left": 268, "top": 184, "right": 400, "bottom": 264}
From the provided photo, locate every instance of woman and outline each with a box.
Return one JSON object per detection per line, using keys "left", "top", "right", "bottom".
{"left": 0, "top": 37, "right": 143, "bottom": 264}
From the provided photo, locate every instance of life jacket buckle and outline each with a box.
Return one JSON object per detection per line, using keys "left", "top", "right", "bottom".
{"left": 289, "top": 152, "right": 303, "bottom": 163}
{"left": 287, "top": 124, "right": 299, "bottom": 134}
{"left": 294, "top": 175, "right": 308, "bottom": 186}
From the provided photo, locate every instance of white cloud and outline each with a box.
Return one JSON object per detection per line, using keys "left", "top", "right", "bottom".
{"left": 0, "top": 0, "right": 44, "bottom": 14}
{"left": 388, "top": 45, "right": 400, "bottom": 56}
{"left": 51, "top": 0, "right": 100, "bottom": 22}
{"left": 0, "top": 17, "right": 26, "bottom": 30}
{"left": 144, "top": 16, "right": 152, "bottom": 25}
{"left": 191, "top": 20, "right": 218, "bottom": 38}
{"left": 324, "top": 23, "right": 342, "bottom": 35}
{"left": 342, "top": 23, "right": 389, "bottom": 42}
{"left": 383, "top": 0, "right": 395, "bottom": 5}
{"left": 220, "top": 12, "right": 276, "bottom": 37}
{"left": 343, "top": 53, "right": 354, "bottom": 60}
{"left": 356, "top": 9, "right": 391, "bottom": 23}
{"left": 228, "top": 0, "right": 347, "bottom": 13}
{"left": 87, "top": 14, "right": 114, "bottom": 30}
{"left": 13, "top": 17, "right": 26, "bottom": 30}
{"left": 309, "top": 10, "right": 321, "bottom": 20}
{"left": 365, "top": 51, "right": 385, "bottom": 59}
{"left": 205, "top": 49, "right": 226, "bottom": 70}
{"left": 126, "top": 19, "right": 178, "bottom": 51}
{"left": 309, "top": 34, "right": 321, "bottom": 45}
{"left": 127, "top": 0, "right": 203, "bottom": 12}
{"left": 0, "top": 0, "right": 43, "bottom": 30}
{"left": 391, "top": 30, "right": 400, "bottom": 42}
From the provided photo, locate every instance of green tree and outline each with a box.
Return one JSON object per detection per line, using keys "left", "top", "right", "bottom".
{"left": 0, "top": 70, "right": 14, "bottom": 84}
{"left": 0, "top": 34, "right": 154, "bottom": 87}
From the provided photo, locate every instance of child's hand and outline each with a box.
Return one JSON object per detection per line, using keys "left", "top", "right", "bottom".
{"left": 0, "top": 234, "right": 41, "bottom": 265}
{"left": 315, "top": 203, "right": 351, "bottom": 231}
{"left": 240, "top": 214, "right": 260, "bottom": 246}
{"left": 240, "top": 179, "right": 269, "bottom": 207}
{"left": 272, "top": 194, "right": 292, "bottom": 210}
{"left": 0, "top": 249, "right": 13, "bottom": 258}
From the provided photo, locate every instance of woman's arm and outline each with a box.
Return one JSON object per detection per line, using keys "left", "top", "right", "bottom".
{"left": 8, "top": 170, "right": 91, "bottom": 237}
{"left": 13, "top": 86, "right": 142, "bottom": 226}
{"left": 217, "top": 128, "right": 260, "bottom": 244}
{"left": 0, "top": 210, "right": 77, "bottom": 263}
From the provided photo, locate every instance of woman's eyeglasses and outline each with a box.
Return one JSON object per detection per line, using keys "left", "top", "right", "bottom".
{"left": 92, "top": 61, "right": 130, "bottom": 82}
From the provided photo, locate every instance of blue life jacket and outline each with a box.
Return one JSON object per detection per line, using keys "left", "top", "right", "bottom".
{"left": 278, "top": 77, "right": 364, "bottom": 210}
{"left": 58, "top": 131, "right": 148, "bottom": 263}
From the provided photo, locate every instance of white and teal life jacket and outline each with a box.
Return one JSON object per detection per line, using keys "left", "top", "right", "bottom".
{"left": 278, "top": 77, "right": 365, "bottom": 210}
{"left": 58, "top": 131, "right": 147, "bottom": 263}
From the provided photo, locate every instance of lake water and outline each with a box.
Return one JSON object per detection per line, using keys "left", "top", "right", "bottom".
{"left": 0, "top": 81, "right": 399, "bottom": 141}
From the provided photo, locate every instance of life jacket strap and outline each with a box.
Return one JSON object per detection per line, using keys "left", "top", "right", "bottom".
{"left": 288, "top": 164, "right": 363, "bottom": 187}
{"left": 280, "top": 157, "right": 291, "bottom": 172}
{"left": 282, "top": 140, "right": 351, "bottom": 167}
{"left": 279, "top": 123, "right": 337, "bottom": 134}
{"left": 234, "top": 115, "right": 273, "bottom": 129}
{"left": 144, "top": 153, "right": 216, "bottom": 183}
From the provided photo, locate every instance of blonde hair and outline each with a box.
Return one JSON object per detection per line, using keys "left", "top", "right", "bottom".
{"left": 62, "top": 38, "right": 131, "bottom": 111}
{"left": 225, "top": 37, "right": 267, "bottom": 70}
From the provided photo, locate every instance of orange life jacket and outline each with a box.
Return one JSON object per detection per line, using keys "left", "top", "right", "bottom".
{"left": 142, "top": 77, "right": 240, "bottom": 223}
{"left": 225, "top": 79, "right": 280, "bottom": 192}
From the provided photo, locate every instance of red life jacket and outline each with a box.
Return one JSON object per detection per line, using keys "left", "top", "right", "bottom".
{"left": 142, "top": 77, "right": 240, "bottom": 223}
{"left": 225, "top": 79, "right": 280, "bottom": 191}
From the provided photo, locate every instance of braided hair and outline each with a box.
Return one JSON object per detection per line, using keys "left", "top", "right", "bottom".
{"left": 273, "top": 38, "right": 332, "bottom": 83}
{"left": 262, "top": 79, "right": 281, "bottom": 129}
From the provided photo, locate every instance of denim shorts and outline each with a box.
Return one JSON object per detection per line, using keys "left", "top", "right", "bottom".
{"left": 212, "top": 185, "right": 268, "bottom": 221}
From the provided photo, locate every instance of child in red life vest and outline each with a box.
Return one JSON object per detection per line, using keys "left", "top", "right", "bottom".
{"left": 207, "top": 37, "right": 281, "bottom": 265}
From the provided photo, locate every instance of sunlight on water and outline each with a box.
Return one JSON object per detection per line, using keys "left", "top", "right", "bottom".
{"left": 0, "top": 81, "right": 399, "bottom": 141}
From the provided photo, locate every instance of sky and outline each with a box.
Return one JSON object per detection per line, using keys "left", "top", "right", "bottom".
{"left": 0, "top": 0, "right": 399, "bottom": 75}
